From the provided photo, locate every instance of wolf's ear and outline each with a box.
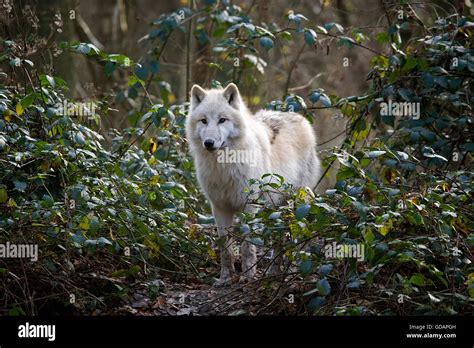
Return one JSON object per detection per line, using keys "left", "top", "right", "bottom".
{"left": 190, "top": 85, "right": 207, "bottom": 110}
{"left": 223, "top": 83, "right": 242, "bottom": 110}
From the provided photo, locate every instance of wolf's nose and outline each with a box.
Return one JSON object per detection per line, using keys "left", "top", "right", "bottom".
{"left": 204, "top": 139, "right": 215, "bottom": 150}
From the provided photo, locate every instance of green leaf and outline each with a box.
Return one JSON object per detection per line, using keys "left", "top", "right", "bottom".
{"left": 10, "top": 57, "right": 21, "bottom": 67}
{"left": 20, "top": 94, "right": 35, "bottom": 110}
{"left": 324, "top": 22, "right": 344, "bottom": 34}
{"left": 319, "top": 264, "right": 333, "bottom": 277}
{"left": 318, "top": 278, "right": 331, "bottom": 296}
{"left": 197, "top": 214, "right": 214, "bottom": 224}
{"left": 308, "top": 297, "right": 325, "bottom": 311}
{"left": 336, "top": 167, "right": 355, "bottom": 181}
{"left": 208, "top": 62, "right": 222, "bottom": 70}
{"left": 0, "top": 187, "right": 8, "bottom": 203}
{"left": 378, "top": 220, "right": 392, "bottom": 236}
{"left": 259, "top": 37, "right": 274, "bottom": 50}
{"left": 239, "top": 224, "right": 250, "bottom": 234}
{"left": 15, "top": 103, "right": 24, "bottom": 116}
{"left": 46, "top": 75, "right": 56, "bottom": 88}
{"left": 268, "top": 211, "right": 281, "bottom": 220}
{"left": 74, "top": 132, "right": 85, "bottom": 145}
{"left": 128, "top": 75, "right": 144, "bottom": 87}
{"left": 367, "top": 150, "right": 386, "bottom": 158}
{"left": 402, "top": 57, "right": 418, "bottom": 71}
{"left": 376, "top": 32, "right": 390, "bottom": 43}
{"left": 299, "top": 260, "right": 313, "bottom": 275}
{"left": 347, "top": 280, "right": 361, "bottom": 289}
{"left": 319, "top": 94, "right": 331, "bottom": 107}
{"left": 309, "top": 90, "right": 320, "bottom": 103}
{"left": 13, "top": 181, "right": 27, "bottom": 192}
{"left": 398, "top": 88, "right": 412, "bottom": 101}
{"left": 337, "top": 36, "right": 355, "bottom": 48}
{"left": 428, "top": 293, "right": 441, "bottom": 303}
{"left": 104, "top": 61, "right": 116, "bottom": 77}
{"left": 280, "top": 31, "right": 292, "bottom": 40}
{"left": 363, "top": 229, "right": 375, "bottom": 243}
{"left": 409, "top": 273, "right": 425, "bottom": 286}
{"left": 315, "top": 26, "right": 328, "bottom": 34}
{"left": 97, "top": 237, "right": 112, "bottom": 246}
{"left": 467, "top": 234, "right": 474, "bottom": 247}
{"left": 304, "top": 29, "right": 317, "bottom": 45}
{"left": 295, "top": 203, "right": 311, "bottom": 220}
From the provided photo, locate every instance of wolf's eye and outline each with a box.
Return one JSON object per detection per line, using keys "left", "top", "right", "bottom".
{"left": 200, "top": 119, "right": 207, "bottom": 124}
{"left": 218, "top": 118, "right": 226, "bottom": 124}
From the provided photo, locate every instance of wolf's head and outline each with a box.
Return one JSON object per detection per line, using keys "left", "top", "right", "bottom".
{"left": 186, "top": 83, "right": 247, "bottom": 152}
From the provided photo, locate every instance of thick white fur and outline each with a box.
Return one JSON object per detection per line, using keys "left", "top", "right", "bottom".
{"left": 186, "top": 83, "right": 321, "bottom": 285}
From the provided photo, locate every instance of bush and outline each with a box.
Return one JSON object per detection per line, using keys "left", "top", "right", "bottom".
{"left": 0, "top": 1, "right": 472, "bottom": 315}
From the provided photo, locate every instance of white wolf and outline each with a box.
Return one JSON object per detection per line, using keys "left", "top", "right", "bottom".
{"left": 186, "top": 83, "right": 321, "bottom": 285}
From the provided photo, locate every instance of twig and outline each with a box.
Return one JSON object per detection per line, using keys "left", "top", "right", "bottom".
{"left": 76, "top": 14, "right": 105, "bottom": 50}
{"left": 288, "top": 73, "right": 324, "bottom": 92}
{"left": 284, "top": 44, "right": 305, "bottom": 95}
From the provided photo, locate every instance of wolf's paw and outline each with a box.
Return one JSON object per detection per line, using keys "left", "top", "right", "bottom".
{"left": 238, "top": 273, "right": 256, "bottom": 283}
{"left": 266, "top": 265, "right": 281, "bottom": 276}
{"left": 238, "top": 275, "right": 250, "bottom": 283}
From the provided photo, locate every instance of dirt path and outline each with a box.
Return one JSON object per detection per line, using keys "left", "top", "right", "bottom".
{"left": 108, "top": 279, "right": 264, "bottom": 316}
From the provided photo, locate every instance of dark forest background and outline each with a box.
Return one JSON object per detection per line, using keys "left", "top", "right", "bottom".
{"left": 0, "top": 0, "right": 472, "bottom": 316}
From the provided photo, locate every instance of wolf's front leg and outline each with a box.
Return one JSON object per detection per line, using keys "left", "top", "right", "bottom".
{"left": 240, "top": 204, "right": 258, "bottom": 282}
{"left": 212, "top": 205, "right": 235, "bottom": 286}
{"left": 267, "top": 245, "right": 283, "bottom": 276}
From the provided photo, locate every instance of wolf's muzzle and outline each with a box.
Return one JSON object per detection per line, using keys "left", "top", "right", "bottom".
{"left": 204, "top": 139, "right": 216, "bottom": 151}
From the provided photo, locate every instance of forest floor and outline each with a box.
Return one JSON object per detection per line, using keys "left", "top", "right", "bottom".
{"left": 98, "top": 263, "right": 302, "bottom": 316}
{"left": 109, "top": 280, "right": 249, "bottom": 316}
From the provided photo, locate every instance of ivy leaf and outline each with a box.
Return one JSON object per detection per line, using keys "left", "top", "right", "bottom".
{"left": 79, "top": 216, "right": 90, "bottom": 231}
{"left": 324, "top": 22, "right": 344, "bottom": 33}
{"left": 368, "top": 150, "right": 386, "bottom": 158}
{"left": 104, "top": 61, "right": 116, "bottom": 77}
{"left": 15, "top": 103, "right": 24, "bottom": 116}
{"left": 9, "top": 57, "right": 21, "bottom": 67}
{"left": 398, "top": 88, "right": 412, "bottom": 101}
{"left": 259, "top": 36, "right": 274, "bottom": 50}
{"left": 319, "top": 94, "right": 331, "bottom": 107}
{"left": 304, "top": 29, "right": 317, "bottom": 45}
{"left": 3, "top": 109, "right": 13, "bottom": 122}
{"left": 309, "top": 90, "right": 320, "bottom": 103}
{"left": 239, "top": 224, "right": 250, "bottom": 234}
{"left": 299, "top": 260, "right": 313, "bottom": 275}
{"left": 295, "top": 203, "right": 311, "bottom": 220}
{"left": 428, "top": 292, "right": 441, "bottom": 303}
{"left": 75, "top": 132, "right": 85, "bottom": 145}
{"left": 46, "top": 75, "right": 56, "bottom": 88}
{"left": 197, "top": 214, "right": 214, "bottom": 224}
{"left": 319, "top": 264, "right": 333, "bottom": 277}
{"left": 268, "top": 211, "right": 281, "bottom": 220}
{"left": 378, "top": 219, "right": 392, "bottom": 236}
{"left": 0, "top": 187, "right": 8, "bottom": 203}
{"left": 318, "top": 278, "right": 331, "bottom": 296}
{"left": 409, "top": 273, "right": 425, "bottom": 286}
{"left": 308, "top": 297, "right": 325, "bottom": 311}
{"left": 13, "top": 181, "right": 27, "bottom": 192}
{"left": 347, "top": 280, "right": 361, "bottom": 289}
{"left": 315, "top": 25, "right": 328, "bottom": 34}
